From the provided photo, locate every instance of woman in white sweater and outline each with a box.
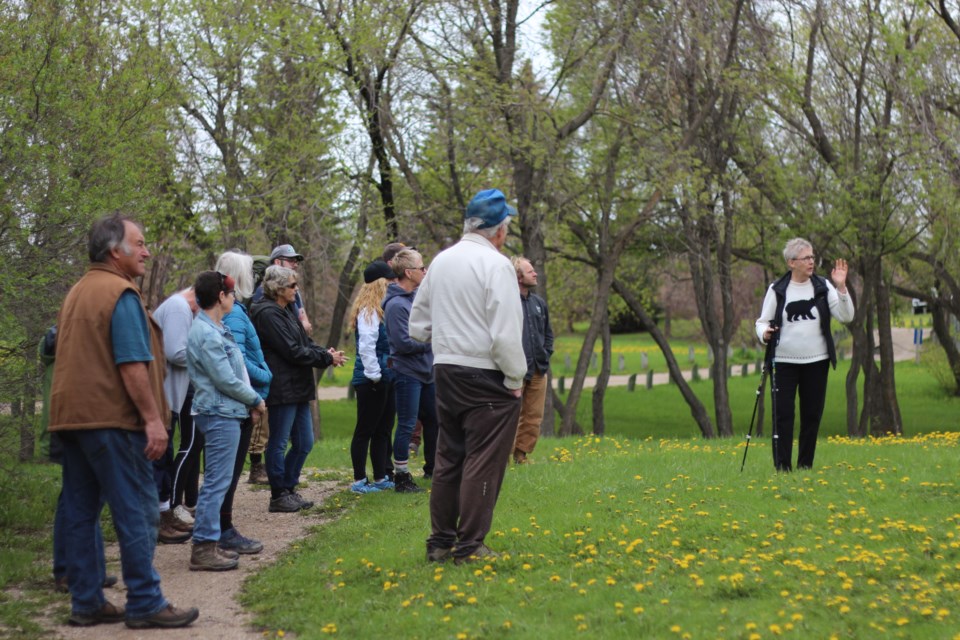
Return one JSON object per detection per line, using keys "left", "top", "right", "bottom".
{"left": 756, "top": 238, "right": 855, "bottom": 471}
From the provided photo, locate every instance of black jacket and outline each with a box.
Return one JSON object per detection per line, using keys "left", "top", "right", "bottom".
{"left": 769, "top": 271, "right": 837, "bottom": 368}
{"left": 520, "top": 292, "right": 554, "bottom": 378}
{"left": 250, "top": 299, "right": 333, "bottom": 406}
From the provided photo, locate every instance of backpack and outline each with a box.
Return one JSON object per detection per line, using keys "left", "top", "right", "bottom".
{"left": 252, "top": 255, "right": 271, "bottom": 288}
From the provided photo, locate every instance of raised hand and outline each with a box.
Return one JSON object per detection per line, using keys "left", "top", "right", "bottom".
{"left": 831, "top": 258, "right": 848, "bottom": 293}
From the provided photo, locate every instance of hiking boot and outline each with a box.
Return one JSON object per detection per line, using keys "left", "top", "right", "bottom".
{"left": 454, "top": 543, "right": 500, "bottom": 566}
{"left": 371, "top": 478, "right": 395, "bottom": 490}
{"left": 161, "top": 508, "right": 194, "bottom": 533}
{"left": 247, "top": 462, "right": 269, "bottom": 484}
{"left": 68, "top": 600, "right": 125, "bottom": 626}
{"left": 269, "top": 492, "right": 302, "bottom": 513}
{"left": 350, "top": 479, "right": 382, "bottom": 494}
{"left": 189, "top": 541, "right": 238, "bottom": 571}
{"left": 426, "top": 546, "right": 453, "bottom": 563}
{"left": 173, "top": 504, "right": 195, "bottom": 525}
{"left": 394, "top": 471, "right": 423, "bottom": 493}
{"left": 218, "top": 527, "right": 263, "bottom": 555}
{"left": 125, "top": 604, "right": 200, "bottom": 629}
{"left": 291, "top": 491, "right": 314, "bottom": 509}
{"left": 158, "top": 518, "right": 191, "bottom": 544}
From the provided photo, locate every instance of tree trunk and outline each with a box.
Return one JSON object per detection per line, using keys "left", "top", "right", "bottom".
{"left": 871, "top": 266, "right": 903, "bottom": 435}
{"left": 613, "top": 279, "right": 716, "bottom": 438}
{"left": 931, "top": 301, "right": 960, "bottom": 394}
{"left": 592, "top": 311, "right": 611, "bottom": 436}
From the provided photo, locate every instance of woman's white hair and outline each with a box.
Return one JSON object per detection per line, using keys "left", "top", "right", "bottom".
{"left": 261, "top": 265, "right": 296, "bottom": 300}
{"left": 783, "top": 237, "right": 813, "bottom": 263}
{"left": 215, "top": 251, "right": 255, "bottom": 302}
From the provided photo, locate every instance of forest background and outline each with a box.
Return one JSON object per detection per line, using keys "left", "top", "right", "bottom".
{"left": 4, "top": 0, "right": 960, "bottom": 463}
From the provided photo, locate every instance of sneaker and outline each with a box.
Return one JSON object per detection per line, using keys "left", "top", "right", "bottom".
{"left": 394, "top": 471, "right": 423, "bottom": 493}
{"left": 125, "top": 604, "right": 200, "bottom": 629}
{"left": 68, "top": 600, "right": 125, "bottom": 626}
{"left": 269, "top": 492, "right": 302, "bottom": 513}
{"left": 371, "top": 478, "right": 395, "bottom": 490}
{"left": 426, "top": 546, "right": 453, "bottom": 563}
{"left": 161, "top": 508, "right": 194, "bottom": 533}
{"left": 291, "top": 491, "right": 314, "bottom": 509}
{"left": 189, "top": 541, "right": 239, "bottom": 571}
{"left": 247, "top": 462, "right": 269, "bottom": 484}
{"left": 173, "top": 504, "right": 195, "bottom": 525}
{"left": 454, "top": 543, "right": 500, "bottom": 566}
{"left": 350, "top": 479, "right": 382, "bottom": 494}
{"left": 218, "top": 527, "right": 263, "bottom": 554}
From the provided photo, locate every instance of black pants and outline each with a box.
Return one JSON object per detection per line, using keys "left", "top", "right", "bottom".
{"left": 772, "top": 359, "right": 830, "bottom": 471}
{"left": 351, "top": 381, "right": 395, "bottom": 482}
{"left": 172, "top": 386, "right": 203, "bottom": 508}
{"left": 428, "top": 364, "right": 521, "bottom": 559}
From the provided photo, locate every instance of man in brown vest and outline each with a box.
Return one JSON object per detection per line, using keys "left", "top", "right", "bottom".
{"left": 49, "top": 214, "right": 199, "bottom": 629}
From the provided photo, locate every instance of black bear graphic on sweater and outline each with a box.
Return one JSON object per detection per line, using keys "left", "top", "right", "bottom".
{"left": 785, "top": 298, "right": 817, "bottom": 322}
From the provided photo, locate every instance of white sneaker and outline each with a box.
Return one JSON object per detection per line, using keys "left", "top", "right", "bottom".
{"left": 173, "top": 504, "right": 195, "bottom": 525}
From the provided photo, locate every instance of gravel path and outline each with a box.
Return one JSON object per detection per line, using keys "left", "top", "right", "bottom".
{"left": 46, "top": 476, "right": 342, "bottom": 640}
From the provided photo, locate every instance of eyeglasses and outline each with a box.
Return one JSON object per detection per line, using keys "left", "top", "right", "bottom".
{"left": 284, "top": 282, "right": 299, "bottom": 289}
{"left": 792, "top": 255, "right": 816, "bottom": 263}
{"left": 407, "top": 266, "right": 426, "bottom": 273}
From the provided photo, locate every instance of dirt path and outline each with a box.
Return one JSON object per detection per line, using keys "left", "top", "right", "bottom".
{"left": 46, "top": 475, "right": 342, "bottom": 640}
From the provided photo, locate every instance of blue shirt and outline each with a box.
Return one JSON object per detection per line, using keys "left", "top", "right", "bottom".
{"left": 110, "top": 290, "right": 152, "bottom": 364}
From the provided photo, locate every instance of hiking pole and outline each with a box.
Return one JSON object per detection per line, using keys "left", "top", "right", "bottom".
{"left": 740, "top": 363, "right": 769, "bottom": 472}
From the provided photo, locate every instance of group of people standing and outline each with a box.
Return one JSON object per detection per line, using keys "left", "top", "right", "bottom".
{"left": 46, "top": 187, "right": 557, "bottom": 628}
{"left": 48, "top": 218, "right": 346, "bottom": 628}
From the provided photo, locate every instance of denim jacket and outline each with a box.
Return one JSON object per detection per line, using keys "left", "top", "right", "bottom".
{"left": 187, "top": 311, "right": 262, "bottom": 419}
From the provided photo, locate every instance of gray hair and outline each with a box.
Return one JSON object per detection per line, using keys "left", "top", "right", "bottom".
{"left": 215, "top": 251, "right": 255, "bottom": 302}
{"left": 391, "top": 248, "right": 423, "bottom": 279}
{"left": 783, "top": 237, "right": 813, "bottom": 263}
{"left": 463, "top": 216, "right": 510, "bottom": 239}
{"left": 261, "top": 265, "right": 297, "bottom": 301}
{"left": 88, "top": 214, "right": 138, "bottom": 263}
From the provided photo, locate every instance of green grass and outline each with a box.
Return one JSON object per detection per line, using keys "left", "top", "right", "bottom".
{"left": 313, "top": 359, "right": 959, "bottom": 446}
{"left": 1, "top": 343, "right": 955, "bottom": 638}
{"left": 243, "top": 433, "right": 960, "bottom": 639}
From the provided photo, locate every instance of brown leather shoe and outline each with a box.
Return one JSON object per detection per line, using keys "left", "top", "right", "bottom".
{"left": 68, "top": 600, "right": 125, "bottom": 626}
{"left": 125, "top": 604, "right": 200, "bottom": 629}
{"left": 158, "top": 516, "right": 191, "bottom": 544}
{"left": 189, "top": 541, "right": 238, "bottom": 571}
{"left": 454, "top": 543, "right": 501, "bottom": 566}
{"left": 161, "top": 509, "right": 194, "bottom": 533}
{"left": 247, "top": 462, "right": 269, "bottom": 484}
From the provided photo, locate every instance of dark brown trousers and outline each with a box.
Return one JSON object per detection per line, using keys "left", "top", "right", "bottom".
{"left": 428, "top": 364, "right": 521, "bottom": 559}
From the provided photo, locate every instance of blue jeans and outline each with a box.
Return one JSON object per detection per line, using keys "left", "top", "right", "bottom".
{"left": 192, "top": 415, "right": 241, "bottom": 543}
{"left": 393, "top": 373, "right": 438, "bottom": 474}
{"left": 53, "top": 489, "right": 105, "bottom": 583}
{"left": 266, "top": 403, "right": 314, "bottom": 490}
{"left": 60, "top": 429, "right": 167, "bottom": 618}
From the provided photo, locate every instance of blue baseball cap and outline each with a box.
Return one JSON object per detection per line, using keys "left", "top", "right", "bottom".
{"left": 465, "top": 189, "right": 517, "bottom": 229}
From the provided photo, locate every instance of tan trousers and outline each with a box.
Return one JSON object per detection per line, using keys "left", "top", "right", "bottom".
{"left": 248, "top": 408, "right": 269, "bottom": 456}
{"left": 513, "top": 372, "right": 547, "bottom": 457}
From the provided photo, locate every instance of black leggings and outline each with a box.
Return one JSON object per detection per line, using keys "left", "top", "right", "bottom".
{"left": 172, "top": 386, "right": 203, "bottom": 508}
{"left": 771, "top": 359, "right": 829, "bottom": 471}
{"left": 351, "top": 382, "right": 395, "bottom": 482}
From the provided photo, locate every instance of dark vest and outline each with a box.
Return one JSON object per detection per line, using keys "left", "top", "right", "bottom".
{"left": 768, "top": 271, "right": 837, "bottom": 368}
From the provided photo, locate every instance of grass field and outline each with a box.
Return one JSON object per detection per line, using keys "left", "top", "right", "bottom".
{"left": 242, "top": 432, "right": 960, "bottom": 639}
{"left": 0, "top": 347, "right": 956, "bottom": 638}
